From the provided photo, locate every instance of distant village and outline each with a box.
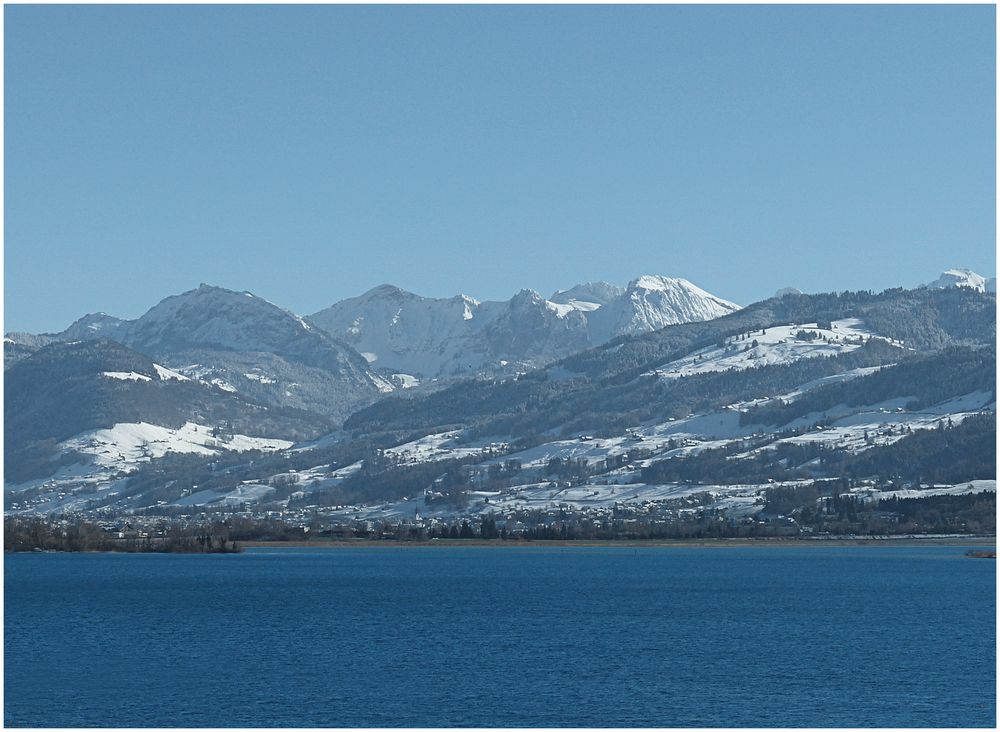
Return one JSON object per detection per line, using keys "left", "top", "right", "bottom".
{"left": 6, "top": 477, "right": 993, "bottom": 552}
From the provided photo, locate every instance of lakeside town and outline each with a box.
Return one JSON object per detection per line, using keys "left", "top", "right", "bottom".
{"left": 7, "top": 474, "right": 994, "bottom": 552}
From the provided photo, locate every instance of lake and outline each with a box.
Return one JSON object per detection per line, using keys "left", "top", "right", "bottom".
{"left": 4, "top": 545, "right": 996, "bottom": 727}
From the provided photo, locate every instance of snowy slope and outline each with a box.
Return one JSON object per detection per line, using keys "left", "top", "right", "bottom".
{"left": 549, "top": 281, "right": 625, "bottom": 311}
{"left": 61, "top": 421, "right": 292, "bottom": 470}
{"left": 5, "top": 338, "right": 333, "bottom": 485}
{"left": 307, "top": 284, "right": 509, "bottom": 378}
{"left": 586, "top": 276, "right": 741, "bottom": 343}
{"left": 6, "top": 421, "right": 293, "bottom": 514}
{"left": 647, "top": 318, "right": 901, "bottom": 380}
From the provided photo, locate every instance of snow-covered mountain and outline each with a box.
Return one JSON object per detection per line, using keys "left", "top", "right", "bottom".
{"left": 585, "top": 276, "right": 740, "bottom": 344}
{"left": 113, "top": 284, "right": 394, "bottom": 419}
{"left": 309, "top": 275, "right": 740, "bottom": 379}
{"left": 305, "top": 285, "right": 508, "bottom": 379}
{"left": 924, "top": 268, "right": 993, "bottom": 293}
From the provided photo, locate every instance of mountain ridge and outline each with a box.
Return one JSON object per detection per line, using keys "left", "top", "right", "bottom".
{"left": 308, "top": 274, "right": 740, "bottom": 379}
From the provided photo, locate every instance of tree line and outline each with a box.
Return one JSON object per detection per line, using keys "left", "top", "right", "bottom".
{"left": 4, "top": 516, "right": 241, "bottom": 553}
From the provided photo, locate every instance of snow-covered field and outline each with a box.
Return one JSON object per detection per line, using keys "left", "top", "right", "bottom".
{"left": 59, "top": 421, "right": 292, "bottom": 471}
{"left": 649, "top": 319, "right": 902, "bottom": 380}
{"left": 382, "top": 431, "right": 502, "bottom": 464}
{"left": 174, "top": 363, "right": 240, "bottom": 392}
{"left": 869, "top": 480, "right": 996, "bottom": 501}
{"left": 175, "top": 482, "right": 276, "bottom": 507}
{"left": 6, "top": 422, "right": 294, "bottom": 512}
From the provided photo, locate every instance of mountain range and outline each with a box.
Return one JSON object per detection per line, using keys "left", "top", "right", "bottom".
{"left": 4, "top": 269, "right": 995, "bottom": 521}
{"left": 308, "top": 275, "right": 739, "bottom": 380}
{"left": 6, "top": 274, "right": 740, "bottom": 385}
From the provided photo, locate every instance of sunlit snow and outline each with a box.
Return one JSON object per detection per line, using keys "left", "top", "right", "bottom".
{"left": 649, "top": 319, "right": 902, "bottom": 380}
{"left": 60, "top": 422, "right": 292, "bottom": 470}
{"left": 153, "top": 364, "right": 189, "bottom": 381}
{"left": 102, "top": 371, "right": 152, "bottom": 382}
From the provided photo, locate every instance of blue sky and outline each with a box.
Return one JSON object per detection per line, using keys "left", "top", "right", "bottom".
{"left": 5, "top": 4, "right": 995, "bottom": 333}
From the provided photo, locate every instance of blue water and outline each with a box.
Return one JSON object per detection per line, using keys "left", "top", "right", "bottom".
{"left": 4, "top": 545, "right": 996, "bottom": 727}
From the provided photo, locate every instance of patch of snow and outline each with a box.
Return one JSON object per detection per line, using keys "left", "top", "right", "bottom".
{"left": 219, "top": 483, "right": 275, "bottom": 506}
{"left": 371, "top": 374, "right": 395, "bottom": 393}
{"left": 545, "top": 300, "right": 576, "bottom": 318}
{"left": 153, "top": 364, "right": 190, "bottom": 381}
{"left": 870, "top": 480, "right": 995, "bottom": 501}
{"left": 244, "top": 372, "right": 277, "bottom": 384}
{"left": 392, "top": 373, "right": 420, "bottom": 389}
{"left": 103, "top": 371, "right": 152, "bottom": 382}
{"left": 382, "top": 431, "right": 491, "bottom": 464}
{"left": 289, "top": 430, "right": 347, "bottom": 452}
{"left": 549, "top": 282, "right": 624, "bottom": 308}
{"left": 562, "top": 299, "right": 602, "bottom": 312}
{"left": 174, "top": 488, "right": 230, "bottom": 507}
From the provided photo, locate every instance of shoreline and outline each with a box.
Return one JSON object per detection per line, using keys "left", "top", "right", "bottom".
{"left": 238, "top": 535, "right": 996, "bottom": 549}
